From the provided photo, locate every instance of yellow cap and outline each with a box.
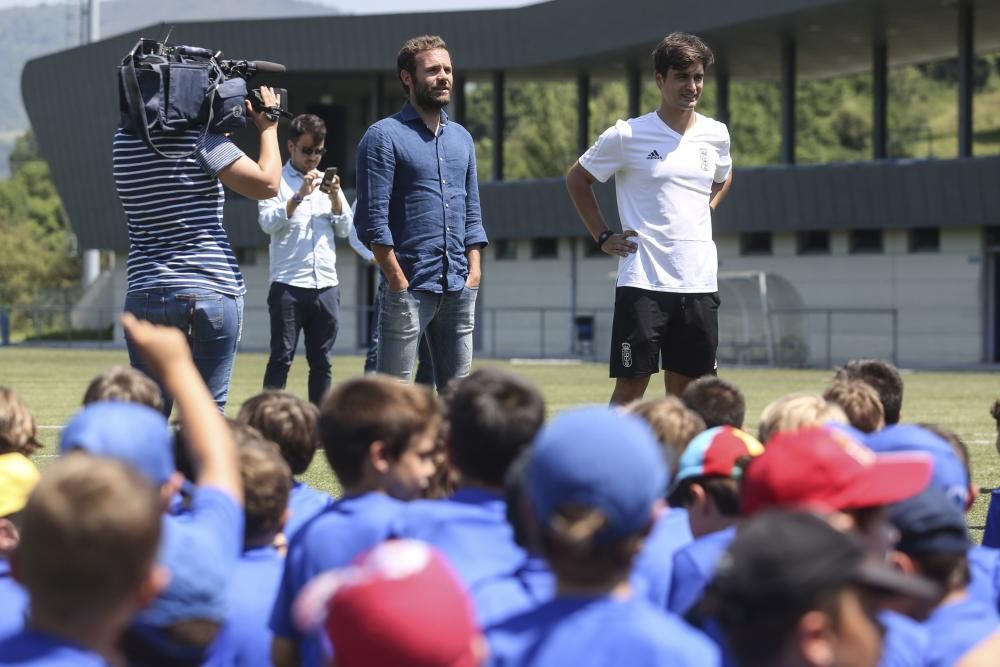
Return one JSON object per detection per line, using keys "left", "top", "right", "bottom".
{"left": 0, "top": 452, "right": 40, "bottom": 517}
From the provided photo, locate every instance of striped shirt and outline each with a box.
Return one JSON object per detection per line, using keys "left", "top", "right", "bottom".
{"left": 113, "top": 129, "right": 246, "bottom": 296}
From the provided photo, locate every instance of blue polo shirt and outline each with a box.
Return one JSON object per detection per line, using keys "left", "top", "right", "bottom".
{"left": 968, "top": 545, "right": 1000, "bottom": 611}
{"left": 0, "top": 628, "right": 107, "bottom": 666}
{"left": 667, "top": 526, "right": 737, "bottom": 617}
{"left": 879, "top": 611, "right": 928, "bottom": 667}
{"left": 923, "top": 594, "right": 1000, "bottom": 667}
{"left": 207, "top": 545, "right": 284, "bottom": 667}
{"left": 355, "top": 103, "right": 488, "bottom": 293}
{"left": 270, "top": 492, "right": 403, "bottom": 667}
{"left": 391, "top": 487, "right": 535, "bottom": 625}
{"left": 486, "top": 595, "right": 720, "bottom": 667}
{"left": 983, "top": 488, "right": 1000, "bottom": 549}
{"left": 0, "top": 557, "right": 27, "bottom": 639}
{"left": 631, "top": 508, "right": 692, "bottom": 608}
{"left": 285, "top": 482, "right": 332, "bottom": 542}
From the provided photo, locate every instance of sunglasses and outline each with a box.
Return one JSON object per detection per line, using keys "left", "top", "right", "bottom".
{"left": 299, "top": 146, "right": 327, "bottom": 156}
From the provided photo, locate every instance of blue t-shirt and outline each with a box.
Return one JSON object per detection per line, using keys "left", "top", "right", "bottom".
{"left": 923, "top": 594, "right": 1000, "bottom": 667}
{"left": 486, "top": 595, "right": 720, "bottom": 667}
{"left": 879, "top": 610, "right": 929, "bottom": 667}
{"left": 0, "top": 557, "right": 28, "bottom": 640}
{"left": 270, "top": 492, "right": 402, "bottom": 667}
{"left": 208, "top": 545, "right": 284, "bottom": 667}
{"left": 667, "top": 526, "right": 737, "bottom": 617}
{"left": 968, "top": 545, "right": 1000, "bottom": 612}
{"left": 631, "top": 508, "right": 693, "bottom": 608}
{"left": 285, "top": 482, "right": 333, "bottom": 543}
{"left": 0, "top": 628, "right": 107, "bottom": 666}
{"left": 983, "top": 489, "right": 1000, "bottom": 549}
{"left": 391, "top": 487, "right": 535, "bottom": 625}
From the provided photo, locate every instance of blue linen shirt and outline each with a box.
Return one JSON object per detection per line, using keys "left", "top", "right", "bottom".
{"left": 355, "top": 103, "right": 488, "bottom": 293}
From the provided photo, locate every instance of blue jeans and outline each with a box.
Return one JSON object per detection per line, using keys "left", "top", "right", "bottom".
{"left": 365, "top": 276, "right": 435, "bottom": 386}
{"left": 263, "top": 282, "right": 340, "bottom": 405}
{"left": 124, "top": 287, "right": 243, "bottom": 415}
{"left": 377, "top": 286, "right": 477, "bottom": 389}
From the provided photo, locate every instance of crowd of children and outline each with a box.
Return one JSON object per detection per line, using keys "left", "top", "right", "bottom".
{"left": 2, "top": 318, "right": 1000, "bottom": 667}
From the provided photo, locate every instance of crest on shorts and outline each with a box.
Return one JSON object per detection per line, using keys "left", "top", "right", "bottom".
{"left": 621, "top": 342, "right": 633, "bottom": 368}
{"left": 699, "top": 147, "right": 710, "bottom": 172}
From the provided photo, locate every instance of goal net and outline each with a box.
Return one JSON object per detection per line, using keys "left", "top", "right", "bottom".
{"left": 717, "top": 271, "right": 808, "bottom": 367}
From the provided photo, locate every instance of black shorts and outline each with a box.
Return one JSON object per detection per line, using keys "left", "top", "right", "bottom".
{"left": 609, "top": 287, "right": 720, "bottom": 379}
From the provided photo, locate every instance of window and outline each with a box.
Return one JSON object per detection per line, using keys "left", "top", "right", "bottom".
{"left": 908, "top": 227, "right": 940, "bottom": 253}
{"left": 531, "top": 238, "right": 559, "bottom": 259}
{"left": 796, "top": 230, "right": 830, "bottom": 255}
{"left": 849, "top": 229, "right": 884, "bottom": 254}
{"left": 740, "top": 232, "right": 773, "bottom": 256}
{"left": 494, "top": 239, "right": 518, "bottom": 260}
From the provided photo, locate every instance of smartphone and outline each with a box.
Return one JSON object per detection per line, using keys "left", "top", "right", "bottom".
{"left": 320, "top": 167, "right": 338, "bottom": 192}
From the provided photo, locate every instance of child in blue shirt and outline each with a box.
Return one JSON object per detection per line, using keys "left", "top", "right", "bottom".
{"left": 0, "top": 455, "right": 165, "bottom": 666}
{"left": 486, "top": 406, "right": 720, "bottom": 667}
{"left": 0, "top": 453, "right": 40, "bottom": 640}
{"left": 390, "top": 368, "right": 547, "bottom": 626}
{"left": 624, "top": 396, "right": 704, "bottom": 607}
{"left": 269, "top": 375, "right": 441, "bottom": 667}
{"left": 238, "top": 390, "right": 332, "bottom": 542}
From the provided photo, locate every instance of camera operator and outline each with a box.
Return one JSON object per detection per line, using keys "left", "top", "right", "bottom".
{"left": 114, "top": 86, "right": 282, "bottom": 416}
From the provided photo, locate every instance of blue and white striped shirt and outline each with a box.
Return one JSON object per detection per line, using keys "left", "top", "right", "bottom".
{"left": 113, "top": 129, "right": 246, "bottom": 296}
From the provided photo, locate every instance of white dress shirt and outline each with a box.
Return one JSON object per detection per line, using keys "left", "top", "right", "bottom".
{"left": 258, "top": 161, "right": 353, "bottom": 289}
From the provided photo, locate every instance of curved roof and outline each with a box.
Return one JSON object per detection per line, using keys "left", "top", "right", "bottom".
{"left": 21, "top": 0, "right": 1000, "bottom": 250}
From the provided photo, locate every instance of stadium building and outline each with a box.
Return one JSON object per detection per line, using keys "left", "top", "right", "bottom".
{"left": 22, "top": 0, "right": 1000, "bottom": 368}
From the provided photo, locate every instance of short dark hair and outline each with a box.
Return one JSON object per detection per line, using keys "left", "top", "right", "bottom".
{"left": 397, "top": 35, "right": 448, "bottom": 95}
{"left": 911, "top": 551, "right": 970, "bottom": 589}
{"left": 668, "top": 475, "right": 744, "bottom": 516}
{"left": 538, "top": 504, "right": 647, "bottom": 588}
{"left": 239, "top": 391, "right": 320, "bottom": 475}
{"left": 318, "top": 376, "right": 440, "bottom": 489}
{"left": 447, "top": 368, "right": 545, "bottom": 487}
{"left": 83, "top": 366, "right": 162, "bottom": 412}
{"left": 652, "top": 32, "right": 715, "bottom": 77}
{"left": 681, "top": 377, "right": 745, "bottom": 429}
{"left": 834, "top": 359, "right": 904, "bottom": 425}
{"left": 289, "top": 114, "right": 326, "bottom": 144}
{"left": 239, "top": 442, "right": 291, "bottom": 546}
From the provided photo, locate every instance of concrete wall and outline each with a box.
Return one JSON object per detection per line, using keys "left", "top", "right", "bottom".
{"left": 102, "top": 226, "right": 985, "bottom": 368}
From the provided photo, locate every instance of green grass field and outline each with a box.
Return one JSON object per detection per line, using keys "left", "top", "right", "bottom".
{"left": 2, "top": 346, "right": 998, "bottom": 537}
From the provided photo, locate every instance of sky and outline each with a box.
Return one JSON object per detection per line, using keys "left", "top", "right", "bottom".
{"left": 0, "top": 0, "right": 539, "bottom": 11}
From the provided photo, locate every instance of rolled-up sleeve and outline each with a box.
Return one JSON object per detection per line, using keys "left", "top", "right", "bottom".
{"left": 330, "top": 189, "right": 353, "bottom": 238}
{"left": 355, "top": 126, "right": 395, "bottom": 247}
{"left": 463, "top": 140, "right": 488, "bottom": 248}
{"left": 258, "top": 195, "right": 289, "bottom": 235}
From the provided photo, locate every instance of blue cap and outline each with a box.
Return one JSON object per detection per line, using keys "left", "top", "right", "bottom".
{"left": 528, "top": 406, "right": 667, "bottom": 542}
{"left": 890, "top": 486, "right": 970, "bottom": 554}
{"left": 60, "top": 401, "right": 175, "bottom": 486}
{"left": 865, "top": 424, "right": 968, "bottom": 511}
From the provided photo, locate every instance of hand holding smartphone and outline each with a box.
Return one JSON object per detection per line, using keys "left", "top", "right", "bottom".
{"left": 319, "top": 167, "right": 338, "bottom": 193}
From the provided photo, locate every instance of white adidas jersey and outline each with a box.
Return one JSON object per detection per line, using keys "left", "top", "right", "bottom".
{"left": 579, "top": 111, "right": 731, "bottom": 293}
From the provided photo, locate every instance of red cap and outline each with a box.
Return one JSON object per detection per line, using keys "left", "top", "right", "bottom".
{"left": 741, "top": 427, "right": 932, "bottom": 516}
{"left": 295, "top": 540, "right": 481, "bottom": 667}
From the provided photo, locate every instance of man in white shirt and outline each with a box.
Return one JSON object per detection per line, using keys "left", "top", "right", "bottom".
{"left": 258, "top": 114, "right": 352, "bottom": 405}
{"left": 567, "top": 32, "right": 733, "bottom": 405}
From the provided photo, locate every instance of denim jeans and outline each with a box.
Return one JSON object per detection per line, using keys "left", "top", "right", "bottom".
{"left": 377, "top": 285, "right": 477, "bottom": 389}
{"left": 263, "top": 282, "right": 340, "bottom": 405}
{"left": 124, "top": 287, "right": 243, "bottom": 416}
{"left": 365, "top": 276, "right": 435, "bottom": 386}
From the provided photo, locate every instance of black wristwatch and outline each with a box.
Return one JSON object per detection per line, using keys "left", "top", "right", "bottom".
{"left": 596, "top": 229, "right": 615, "bottom": 250}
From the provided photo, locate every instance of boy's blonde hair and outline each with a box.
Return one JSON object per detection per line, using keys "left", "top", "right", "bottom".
{"left": 82, "top": 365, "right": 162, "bottom": 411}
{"left": 625, "top": 396, "right": 706, "bottom": 475}
{"left": 0, "top": 387, "right": 41, "bottom": 457}
{"left": 757, "top": 393, "right": 848, "bottom": 444}
{"left": 822, "top": 381, "right": 885, "bottom": 433}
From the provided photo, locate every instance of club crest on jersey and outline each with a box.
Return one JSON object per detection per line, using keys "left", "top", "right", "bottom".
{"left": 699, "top": 147, "right": 710, "bottom": 171}
{"left": 621, "top": 342, "right": 633, "bottom": 368}
{"left": 646, "top": 150, "right": 664, "bottom": 161}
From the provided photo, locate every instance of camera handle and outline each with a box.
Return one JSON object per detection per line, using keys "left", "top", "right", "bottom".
{"left": 120, "top": 40, "right": 218, "bottom": 160}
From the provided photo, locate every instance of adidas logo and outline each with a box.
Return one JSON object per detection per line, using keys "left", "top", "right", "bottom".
{"left": 646, "top": 150, "right": 664, "bottom": 160}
